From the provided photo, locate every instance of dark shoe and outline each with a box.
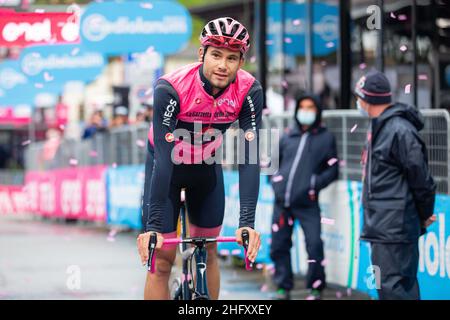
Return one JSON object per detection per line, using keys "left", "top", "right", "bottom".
{"left": 270, "top": 288, "right": 291, "bottom": 300}
{"left": 306, "top": 289, "right": 322, "bottom": 300}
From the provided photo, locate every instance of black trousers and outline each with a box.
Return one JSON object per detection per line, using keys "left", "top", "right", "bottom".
{"left": 270, "top": 202, "right": 326, "bottom": 291}
{"left": 370, "top": 242, "right": 420, "bottom": 300}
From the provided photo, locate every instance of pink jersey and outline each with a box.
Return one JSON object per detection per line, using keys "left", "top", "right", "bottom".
{"left": 148, "top": 62, "right": 255, "bottom": 162}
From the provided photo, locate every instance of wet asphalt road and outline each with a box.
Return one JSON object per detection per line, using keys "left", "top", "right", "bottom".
{"left": 0, "top": 215, "right": 370, "bottom": 300}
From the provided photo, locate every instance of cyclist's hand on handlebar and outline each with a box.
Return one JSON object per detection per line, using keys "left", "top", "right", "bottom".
{"left": 235, "top": 227, "right": 261, "bottom": 263}
{"left": 137, "top": 231, "right": 164, "bottom": 265}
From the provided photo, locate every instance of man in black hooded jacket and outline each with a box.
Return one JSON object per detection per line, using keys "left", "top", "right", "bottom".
{"left": 355, "top": 71, "right": 437, "bottom": 300}
{"left": 269, "top": 94, "right": 339, "bottom": 300}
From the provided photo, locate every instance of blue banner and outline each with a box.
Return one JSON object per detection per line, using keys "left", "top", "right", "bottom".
{"left": 267, "top": 1, "right": 339, "bottom": 57}
{"left": 355, "top": 182, "right": 450, "bottom": 300}
{"left": 106, "top": 165, "right": 145, "bottom": 230}
{"left": 0, "top": 59, "right": 62, "bottom": 107}
{"left": 19, "top": 44, "right": 106, "bottom": 84}
{"left": 80, "top": 1, "right": 192, "bottom": 56}
{"left": 220, "top": 171, "right": 273, "bottom": 264}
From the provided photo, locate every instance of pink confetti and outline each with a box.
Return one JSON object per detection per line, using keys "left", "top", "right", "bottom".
{"left": 34, "top": 83, "right": 43, "bottom": 89}
{"left": 71, "top": 47, "right": 80, "bottom": 56}
{"left": 272, "top": 175, "right": 283, "bottom": 183}
{"left": 400, "top": 45, "right": 408, "bottom": 52}
{"left": 219, "top": 249, "right": 230, "bottom": 256}
{"left": 69, "top": 158, "right": 78, "bottom": 166}
{"left": 339, "top": 160, "right": 346, "bottom": 167}
{"left": 405, "top": 84, "right": 411, "bottom": 94}
{"left": 89, "top": 150, "right": 98, "bottom": 158}
{"left": 281, "top": 80, "right": 288, "bottom": 89}
{"left": 326, "top": 42, "right": 335, "bottom": 48}
{"left": 321, "top": 259, "right": 328, "bottom": 267}
{"left": 284, "top": 37, "right": 292, "bottom": 44}
{"left": 266, "top": 238, "right": 272, "bottom": 245}
{"left": 288, "top": 217, "right": 294, "bottom": 226}
{"left": 306, "top": 295, "right": 315, "bottom": 300}
{"left": 321, "top": 217, "right": 335, "bottom": 225}
{"left": 312, "top": 280, "right": 322, "bottom": 289}
{"left": 44, "top": 72, "right": 54, "bottom": 82}
{"left": 21, "top": 140, "right": 31, "bottom": 146}
{"left": 265, "top": 40, "right": 274, "bottom": 46}
{"left": 146, "top": 46, "right": 155, "bottom": 53}
{"left": 359, "top": 63, "right": 367, "bottom": 70}
{"left": 140, "top": 2, "right": 153, "bottom": 9}
{"left": 250, "top": 56, "right": 256, "bottom": 64}
{"left": 398, "top": 14, "right": 407, "bottom": 21}
{"left": 350, "top": 124, "right": 358, "bottom": 133}
{"left": 145, "top": 88, "right": 153, "bottom": 96}
{"left": 336, "top": 291, "right": 343, "bottom": 299}
{"left": 327, "top": 158, "right": 338, "bottom": 166}
{"left": 390, "top": 12, "right": 396, "bottom": 19}
{"left": 35, "top": 9, "right": 45, "bottom": 13}
{"left": 59, "top": 124, "right": 65, "bottom": 130}
{"left": 107, "top": 236, "right": 115, "bottom": 242}
{"left": 418, "top": 74, "right": 428, "bottom": 81}
{"left": 293, "top": 19, "right": 301, "bottom": 26}
{"left": 347, "top": 288, "right": 352, "bottom": 296}
{"left": 112, "top": 163, "right": 117, "bottom": 169}
{"left": 260, "top": 284, "right": 268, "bottom": 292}
{"left": 256, "top": 264, "right": 263, "bottom": 270}
{"left": 262, "top": 108, "right": 271, "bottom": 116}
{"left": 307, "top": 259, "right": 316, "bottom": 264}
{"left": 136, "top": 139, "right": 146, "bottom": 148}
{"left": 231, "top": 249, "right": 241, "bottom": 255}
{"left": 272, "top": 224, "right": 279, "bottom": 233}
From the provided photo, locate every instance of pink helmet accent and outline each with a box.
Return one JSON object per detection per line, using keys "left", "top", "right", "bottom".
{"left": 200, "top": 17, "right": 250, "bottom": 54}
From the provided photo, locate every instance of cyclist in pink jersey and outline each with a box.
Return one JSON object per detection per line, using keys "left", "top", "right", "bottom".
{"left": 137, "top": 17, "right": 263, "bottom": 300}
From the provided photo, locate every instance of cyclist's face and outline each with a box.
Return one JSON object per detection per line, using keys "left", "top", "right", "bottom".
{"left": 200, "top": 46, "right": 244, "bottom": 90}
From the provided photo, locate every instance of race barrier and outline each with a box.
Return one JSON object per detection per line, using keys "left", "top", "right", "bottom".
{"left": 3, "top": 166, "right": 449, "bottom": 299}
{"left": 0, "top": 185, "right": 28, "bottom": 215}
{"left": 24, "top": 165, "right": 107, "bottom": 221}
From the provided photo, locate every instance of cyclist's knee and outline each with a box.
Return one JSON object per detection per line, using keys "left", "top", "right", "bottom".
{"left": 206, "top": 243, "right": 218, "bottom": 263}
{"left": 155, "top": 251, "right": 176, "bottom": 277}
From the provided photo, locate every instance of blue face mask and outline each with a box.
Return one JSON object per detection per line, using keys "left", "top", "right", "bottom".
{"left": 296, "top": 110, "right": 316, "bottom": 126}
{"left": 357, "top": 100, "right": 369, "bottom": 118}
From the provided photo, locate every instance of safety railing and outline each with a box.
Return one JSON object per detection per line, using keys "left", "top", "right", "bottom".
{"left": 23, "top": 109, "right": 450, "bottom": 194}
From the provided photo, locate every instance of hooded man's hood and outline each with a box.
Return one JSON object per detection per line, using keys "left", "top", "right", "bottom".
{"left": 373, "top": 102, "right": 425, "bottom": 138}
{"left": 292, "top": 93, "right": 324, "bottom": 134}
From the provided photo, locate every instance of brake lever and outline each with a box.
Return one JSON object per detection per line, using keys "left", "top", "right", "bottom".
{"left": 241, "top": 229, "right": 253, "bottom": 271}
{"left": 147, "top": 233, "right": 157, "bottom": 273}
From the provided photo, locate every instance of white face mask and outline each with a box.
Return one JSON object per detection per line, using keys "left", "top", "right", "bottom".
{"left": 296, "top": 110, "right": 316, "bottom": 126}
{"left": 357, "top": 100, "right": 369, "bottom": 118}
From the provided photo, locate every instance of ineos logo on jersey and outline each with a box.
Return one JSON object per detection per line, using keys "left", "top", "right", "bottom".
{"left": 162, "top": 99, "right": 177, "bottom": 127}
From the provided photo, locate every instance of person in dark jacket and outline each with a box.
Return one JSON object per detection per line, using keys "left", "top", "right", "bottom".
{"left": 269, "top": 94, "right": 339, "bottom": 300}
{"left": 355, "top": 71, "right": 437, "bottom": 300}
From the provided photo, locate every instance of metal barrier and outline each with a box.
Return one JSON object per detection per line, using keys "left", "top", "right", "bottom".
{"left": 0, "top": 170, "right": 24, "bottom": 185}
{"left": 23, "top": 109, "right": 450, "bottom": 194}
{"left": 265, "top": 109, "right": 450, "bottom": 194}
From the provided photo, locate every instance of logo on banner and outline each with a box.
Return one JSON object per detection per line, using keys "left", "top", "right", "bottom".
{"left": 21, "top": 51, "right": 104, "bottom": 76}
{"left": 82, "top": 14, "right": 188, "bottom": 42}
{"left": 0, "top": 12, "right": 80, "bottom": 47}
